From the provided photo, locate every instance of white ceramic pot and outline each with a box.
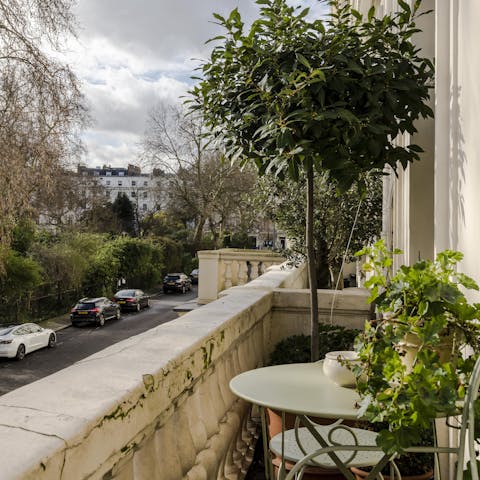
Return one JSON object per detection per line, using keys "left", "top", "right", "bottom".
{"left": 323, "top": 351, "right": 359, "bottom": 387}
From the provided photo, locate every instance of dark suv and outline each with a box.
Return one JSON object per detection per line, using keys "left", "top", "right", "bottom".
{"left": 70, "top": 297, "right": 121, "bottom": 326}
{"left": 163, "top": 273, "right": 192, "bottom": 294}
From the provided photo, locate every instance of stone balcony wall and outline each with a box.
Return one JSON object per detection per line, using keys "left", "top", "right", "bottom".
{"left": 0, "top": 262, "right": 371, "bottom": 480}
{"left": 0, "top": 264, "right": 303, "bottom": 480}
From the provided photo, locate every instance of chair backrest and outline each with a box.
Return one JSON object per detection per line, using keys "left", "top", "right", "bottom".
{"left": 456, "top": 355, "right": 480, "bottom": 480}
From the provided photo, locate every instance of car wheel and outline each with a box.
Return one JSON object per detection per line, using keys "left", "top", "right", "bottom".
{"left": 146, "top": 299, "right": 150, "bottom": 308}
{"left": 163, "top": 288, "right": 168, "bottom": 294}
{"left": 16, "top": 344, "right": 26, "bottom": 360}
{"left": 48, "top": 334, "right": 56, "bottom": 348}
{"left": 136, "top": 303, "right": 141, "bottom": 313}
{"left": 116, "top": 309, "right": 121, "bottom": 320}
{"left": 98, "top": 314, "right": 105, "bottom": 327}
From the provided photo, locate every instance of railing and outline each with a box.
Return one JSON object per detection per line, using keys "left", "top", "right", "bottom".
{"left": 0, "top": 263, "right": 371, "bottom": 480}
{"left": 197, "top": 248, "right": 285, "bottom": 304}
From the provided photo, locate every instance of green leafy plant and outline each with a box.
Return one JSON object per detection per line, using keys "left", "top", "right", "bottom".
{"left": 354, "top": 240, "right": 480, "bottom": 455}
{"left": 269, "top": 324, "right": 359, "bottom": 365}
{"left": 191, "top": 0, "right": 434, "bottom": 360}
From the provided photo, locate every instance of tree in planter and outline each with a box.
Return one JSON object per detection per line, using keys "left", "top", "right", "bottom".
{"left": 257, "top": 172, "right": 382, "bottom": 288}
{"left": 191, "top": 0, "right": 433, "bottom": 360}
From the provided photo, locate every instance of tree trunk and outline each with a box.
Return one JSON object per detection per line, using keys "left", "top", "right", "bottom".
{"left": 192, "top": 217, "right": 206, "bottom": 252}
{"left": 315, "top": 236, "right": 331, "bottom": 289}
{"left": 306, "top": 164, "right": 319, "bottom": 361}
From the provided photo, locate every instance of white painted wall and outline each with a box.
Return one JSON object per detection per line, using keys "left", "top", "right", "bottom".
{"left": 433, "top": 0, "right": 480, "bottom": 303}
{"left": 449, "top": 1, "right": 480, "bottom": 303}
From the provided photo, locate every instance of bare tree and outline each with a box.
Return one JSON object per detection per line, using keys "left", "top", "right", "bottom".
{"left": 0, "top": 0, "right": 86, "bottom": 251}
{"left": 142, "top": 103, "right": 257, "bottom": 252}
{"left": 34, "top": 167, "right": 106, "bottom": 229}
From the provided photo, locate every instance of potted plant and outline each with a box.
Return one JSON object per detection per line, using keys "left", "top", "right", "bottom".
{"left": 353, "top": 239, "right": 480, "bottom": 458}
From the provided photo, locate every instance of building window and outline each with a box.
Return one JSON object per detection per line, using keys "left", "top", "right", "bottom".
{"left": 119, "top": 171, "right": 124, "bottom": 176}
{"left": 143, "top": 192, "right": 147, "bottom": 198}
{"left": 132, "top": 180, "right": 136, "bottom": 186}
{"left": 105, "top": 191, "right": 110, "bottom": 197}
{"left": 144, "top": 181, "right": 148, "bottom": 186}
{"left": 142, "top": 204, "right": 147, "bottom": 211}
{"left": 106, "top": 180, "right": 111, "bottom": 186}
{"left": 131, "top": 191, "right": 136, "bottom": 197}
{"left": 118, "top": 181, "right": 122, "bottom": 186}
{"left": 106, "top": 171, "right": 112, "bottom": 176}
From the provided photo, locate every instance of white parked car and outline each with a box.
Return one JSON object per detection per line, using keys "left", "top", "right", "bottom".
{"left": 0, "top": 323, "right": 56, "bottom": 360}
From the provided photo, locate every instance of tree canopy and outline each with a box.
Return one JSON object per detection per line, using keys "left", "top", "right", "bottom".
{"left": 191, "top": 0, "right": 433, "bottom": 190}
{"left": 142, "top": 104, "right": 259, "bottom": 252}
{"left": 0, "top": 0, "right": 86, "bottom": 253}
{"left": 258, "top": 173, "right": 382, "bottom": 288}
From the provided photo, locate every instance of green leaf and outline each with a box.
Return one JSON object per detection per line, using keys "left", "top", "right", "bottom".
{"left": 296, "top": 53, "right": 311, "bottom": 70}
{"left": 367, "top": 6, "right": 375, "bottom": 21}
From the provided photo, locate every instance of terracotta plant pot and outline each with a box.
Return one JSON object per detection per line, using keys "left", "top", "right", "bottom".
{"left": 351, "top": 466, "right": 434, "bottom": 480}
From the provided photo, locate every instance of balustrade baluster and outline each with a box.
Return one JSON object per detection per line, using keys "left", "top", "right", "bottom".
{"left": 224, "top": 260, "right": 233, "bottom": 289}
{"left": 237, "top": 261, "right": 247, "bottom": 285}
{"left": 250, "top": 261, "right": 260, "bottom": 280}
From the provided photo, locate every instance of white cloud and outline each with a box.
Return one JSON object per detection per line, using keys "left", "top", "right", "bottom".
{"left": 67, "top": 1, "right": 330, "bottom": 169}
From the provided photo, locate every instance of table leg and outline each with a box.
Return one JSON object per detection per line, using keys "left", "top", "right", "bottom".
{"left": 261, "top": 407, "right": 275, "bottom": 480}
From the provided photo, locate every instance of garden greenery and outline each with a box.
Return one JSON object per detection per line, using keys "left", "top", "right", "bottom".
{"left": 355, "top": 240, "right": 480, "bottom": 454}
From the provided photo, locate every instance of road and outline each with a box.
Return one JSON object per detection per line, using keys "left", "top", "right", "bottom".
{"left": 0, "top": 288, "right": 197, "bottom": 397}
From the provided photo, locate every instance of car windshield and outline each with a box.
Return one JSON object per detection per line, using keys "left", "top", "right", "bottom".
{"left": 75, "top": 303, "right": 95, "bottom": 309}
{"left": 165, "top": 275, "right": 180, "bottom": 281}
{"left": 115, "top": 290, "right": 136, "bottom": 296}
{"left": 0, "top": 327, "right": 14, "bottom": 336}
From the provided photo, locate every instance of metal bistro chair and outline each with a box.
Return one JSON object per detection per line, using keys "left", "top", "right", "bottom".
{"left": 271, "top": 355, "right": 480, "bottom": 480}
{"left": 270, "top": 416, "right": 391, "bottom": 480}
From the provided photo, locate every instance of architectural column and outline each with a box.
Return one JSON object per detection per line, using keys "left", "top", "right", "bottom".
{"left": 434, "top": 0, "right": 458, "bottom": 255}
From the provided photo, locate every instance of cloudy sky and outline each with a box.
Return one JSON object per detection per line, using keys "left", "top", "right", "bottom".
{"left": 66, "top": 1, "right": 328, "bottom": 170}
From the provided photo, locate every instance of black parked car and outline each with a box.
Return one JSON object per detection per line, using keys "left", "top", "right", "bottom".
{"left": 70, "top": 297, "right": 121, "bottom": 327}
{"left": 163, "top": 273, "right": 192, "bottom": 294}
{"left": 113, "top": 289, "right": 149, "bottom": 312}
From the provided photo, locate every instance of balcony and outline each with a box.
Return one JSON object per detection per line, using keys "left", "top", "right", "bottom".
{"left": 0, "top": 261, "right": 370, "bottom": 480}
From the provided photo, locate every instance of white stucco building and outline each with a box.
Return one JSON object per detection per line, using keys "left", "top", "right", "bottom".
{"left": 77, "top": 164, "right": 165, "bottom": 216}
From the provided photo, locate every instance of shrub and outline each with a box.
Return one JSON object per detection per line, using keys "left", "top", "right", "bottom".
{"left": 269, "top": 324, "right": 359, "bottom": 365}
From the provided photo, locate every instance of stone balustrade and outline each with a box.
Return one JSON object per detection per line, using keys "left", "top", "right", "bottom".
{"left": 0, "top": 263, "right": 371, "bottom": 480}
{"left": 197, "top": 249, "right": 285, "bottom": 304}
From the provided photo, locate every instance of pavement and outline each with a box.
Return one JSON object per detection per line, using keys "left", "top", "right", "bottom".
{"left": 38, "top": 313, "right": 72, "bottom": 332}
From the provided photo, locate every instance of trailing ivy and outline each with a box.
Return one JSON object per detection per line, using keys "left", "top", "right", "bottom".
{"left": 355, "top": 240, "right": 480, "bottom": 454}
